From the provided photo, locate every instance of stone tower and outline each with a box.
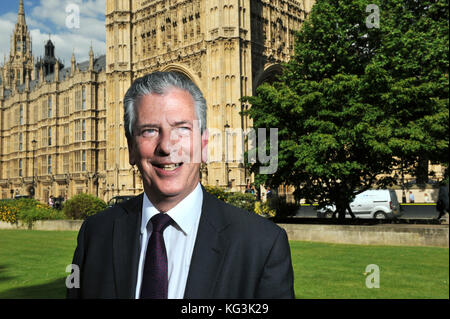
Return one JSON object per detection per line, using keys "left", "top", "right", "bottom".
{"left": 105, "top": 0, "right": 136, "bottom": 197}
{"left": 2, "top": 0, "right": 34, "bottom": 89}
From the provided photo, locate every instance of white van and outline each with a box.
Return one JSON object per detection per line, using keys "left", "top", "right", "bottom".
{"left": 317, "top": 189, "right": 402, "bottom": 219}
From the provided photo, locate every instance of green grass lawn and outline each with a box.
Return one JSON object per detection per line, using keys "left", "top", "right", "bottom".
{"left": 0, "top": 229, "right": 448, "bottom": 299}
{"left": 291, "top": 241, "right": 449, "bottom": 299}
{"left": 0, "top": 229, "right": 77, "bottom": 298}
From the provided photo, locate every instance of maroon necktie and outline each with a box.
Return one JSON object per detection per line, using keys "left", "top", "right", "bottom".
{"left": 140, "top": 213, "right": 173, "bottom": 299}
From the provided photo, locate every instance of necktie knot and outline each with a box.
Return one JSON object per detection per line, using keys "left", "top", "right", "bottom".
{"left": 151, "top": 213, "right": 173, "bottom": 233}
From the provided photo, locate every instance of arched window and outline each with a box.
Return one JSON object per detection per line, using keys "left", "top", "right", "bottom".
{"left": 19, "top": 133, "right": 23, "bottom": 151}
{"left": 19, "top": 104, "right": 23, "bottom": 125}
{"left": 19, "top": 159, "right": 23, "bottom": 177}
{"left": 48, "top": 155, "right": 52, "bottom": 175}
{"left": 82, "top": 86, "right": 86, "bottom": 110}
{"left": 48, "top": 127, "right": 52, "bottom": 146}
{"left": 48, "top": 96, "right": 52, "bottom": 118}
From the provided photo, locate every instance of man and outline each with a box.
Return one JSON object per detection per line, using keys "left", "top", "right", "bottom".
{"left": 409, "top": 191, "right": 415, "bottom": 203}
{"left": 266, "top": 187, "right": 273, "bottom": 199}
{"left": 67, "top": 71, "right": 294, "bottom": 299}
{"left": 48, "top": 195, "right": 54, "bottom": 208}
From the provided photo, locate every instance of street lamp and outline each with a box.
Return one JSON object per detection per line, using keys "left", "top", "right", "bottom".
{"left": 224, "top": 123, "right": 230, "bottom": 188}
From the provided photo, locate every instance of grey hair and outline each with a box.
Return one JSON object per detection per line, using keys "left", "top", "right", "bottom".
{"left": 123, "top": 71, "right": 207, "bottom": 140}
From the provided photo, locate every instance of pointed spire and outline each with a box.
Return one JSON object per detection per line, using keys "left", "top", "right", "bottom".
{"left": 71, "top": 50, "right": 76, "bottom": 75}
{"left": 17, "top": 0, "right": 26, "bottom": 25}
{"left": 25, "top": 69, "right": 30, "bottom": 91}
{"left": 55, "top": 60, "right": 60, "bottom": 82}
{"left": 39, "top": 63, "right": 44, "bottom": 83}
{"left": 89, "top": 44, "right": 94, "bottom": 71}
{"left": 19, "top": 0, "right": 24, "bottom": 13}
{"left": 31, "top": 63, "right": 36, "bottom": 81}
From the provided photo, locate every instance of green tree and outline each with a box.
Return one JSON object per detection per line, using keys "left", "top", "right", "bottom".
{"left": 244, "top": 0, "right": 448, "bottom": 219}
{"left": 372, "top": 0, "right": 449, "bottom": 183}
{"left": 63, "top": 193, "right": 107, "bottom": 220}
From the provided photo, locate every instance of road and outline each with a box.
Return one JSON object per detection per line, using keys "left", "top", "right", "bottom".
{"left": 295, "top": 204, "right": 441, "bottom": 219}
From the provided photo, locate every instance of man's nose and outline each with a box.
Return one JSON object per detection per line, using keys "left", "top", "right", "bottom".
{"left": 155, "top": 129, "right": 180, "bottom": 156}
{"left": 155, "top": 130, "right": 171, "bottom": 156}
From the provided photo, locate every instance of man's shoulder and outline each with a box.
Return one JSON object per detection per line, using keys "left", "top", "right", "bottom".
{"left": 82, "top": 195, "right": 142, "bottom": 231}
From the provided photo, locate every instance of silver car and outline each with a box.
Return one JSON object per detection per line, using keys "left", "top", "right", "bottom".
{"left": 317, "top": 189, "right": 402, "bottom": 219}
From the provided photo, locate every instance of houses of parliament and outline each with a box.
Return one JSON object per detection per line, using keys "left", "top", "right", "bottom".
{"left": 0, "top": 0, "right": 314, "bottom": 202}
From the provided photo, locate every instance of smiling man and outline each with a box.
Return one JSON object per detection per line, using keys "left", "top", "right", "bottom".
{"left": 128, "top": 85, "right": 207, "bottom": 213}
{"left": 67, "top": 71, "right": 295, "bottom": 299}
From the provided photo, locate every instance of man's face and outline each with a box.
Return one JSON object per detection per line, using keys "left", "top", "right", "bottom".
{"left": 128, "top": 88, "right": 207, "bottom": 208}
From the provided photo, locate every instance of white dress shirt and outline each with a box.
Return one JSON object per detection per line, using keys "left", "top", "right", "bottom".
{"left": 135, "top": 183, "right": 203, "bottom": 299}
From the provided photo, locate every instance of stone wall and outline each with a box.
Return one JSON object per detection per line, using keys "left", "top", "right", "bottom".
{"left": 1, "top": 221, "right": 448, "bottom": 248}
{"left": 278, "top": 223, "right": 449, "bottom": 248}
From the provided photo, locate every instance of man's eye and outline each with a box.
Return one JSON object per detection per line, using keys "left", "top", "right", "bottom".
{"left": 177, "top": 127, "right": 191, "bottom": 135}
{"left": 141, "top": 129, "right": 158, "bottom": 137}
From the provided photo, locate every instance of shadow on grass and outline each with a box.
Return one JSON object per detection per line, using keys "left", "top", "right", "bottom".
{"left": 0, "top": 264, "right": 14, "bottom": 281}
{"left": 0, "top": 277, "right": 67, "bottom": 299}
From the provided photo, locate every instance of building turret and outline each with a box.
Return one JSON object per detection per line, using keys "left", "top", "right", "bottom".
{"left": 25, "top": 68, "right": 30, "bottom": 90}
{"left": 71, "top": 52, "right": 76, "bottom": 75}
{"left": 55, "top": 59, "right": 60, "bottom": 82}
{"left": 6, "top": 0, "right": 33, "bottom": 88}
{"left": 0, "top": 79, "right": 4, "bottom": 98}
{"left": 34, "top": 38, "right": 63, "bottom": 78}
{"left": 89, "top": 45, "right": 94, "bottom": 71}
{"left": 17, "top": 0, "right": 25, "bottom": 26}
{"left": 39, "top": 63, "right": 44, "bottom": 83}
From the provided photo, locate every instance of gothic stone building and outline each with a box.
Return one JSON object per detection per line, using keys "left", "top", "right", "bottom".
{"left": 0, "top": 0, "right": 314, "bottom": 202}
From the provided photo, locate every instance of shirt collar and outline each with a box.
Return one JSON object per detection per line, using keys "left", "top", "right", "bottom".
{"left": 140, "top": 183, "right": 203, "bottom": 236}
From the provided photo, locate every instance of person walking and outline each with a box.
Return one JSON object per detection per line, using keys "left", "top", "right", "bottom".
{"left": 48, "top": 195, "right": 54, "bottom": 208}
{"left": 409, "top": 191, "right": 415, "bottom": 203}
{"left": 266, "top": 186, "right": 273, "bottom": 199}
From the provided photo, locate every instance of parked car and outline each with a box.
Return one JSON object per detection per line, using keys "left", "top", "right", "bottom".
{"left": 107, "top": 195, "right": 134, "bottom": 207}
{"left": 317, "top": 189, "right": 402, "bottom": 219}
{"left": 14, "top": 195, "right": 31, "bottom": 199}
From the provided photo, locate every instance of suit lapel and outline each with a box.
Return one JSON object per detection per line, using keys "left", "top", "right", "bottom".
{"left": 112, "top": 194, "right": 143, "bottom": 299}
{"left": 184, "top": 188, "right": 231, "bottom": 299}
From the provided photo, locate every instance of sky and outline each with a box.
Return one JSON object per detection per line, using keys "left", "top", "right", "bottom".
{"left": 0, "top": 0, "right": 106, "bottom": 68}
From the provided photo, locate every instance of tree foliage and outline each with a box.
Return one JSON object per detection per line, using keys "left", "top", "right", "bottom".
{"left": 63, "top": 193, "right": 107, "bottom": 220}
{"left": 243, "top": 0, "right": 448, "bottom": 218}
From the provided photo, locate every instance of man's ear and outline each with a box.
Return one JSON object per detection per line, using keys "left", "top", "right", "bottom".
{"left": 127, "top": 137, "right": 136, "bottom": 166}
{"left": 201, "top": 129, "right": 209, "bottom": 164}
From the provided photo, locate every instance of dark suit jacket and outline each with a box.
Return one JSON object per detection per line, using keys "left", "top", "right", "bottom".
{"left": 66, "top": 187, "right": 295, "bottom": 299}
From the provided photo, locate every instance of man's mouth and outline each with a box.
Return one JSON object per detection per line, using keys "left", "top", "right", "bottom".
{"left": 154, "top": 163, "right": 183, "bottom": 171}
